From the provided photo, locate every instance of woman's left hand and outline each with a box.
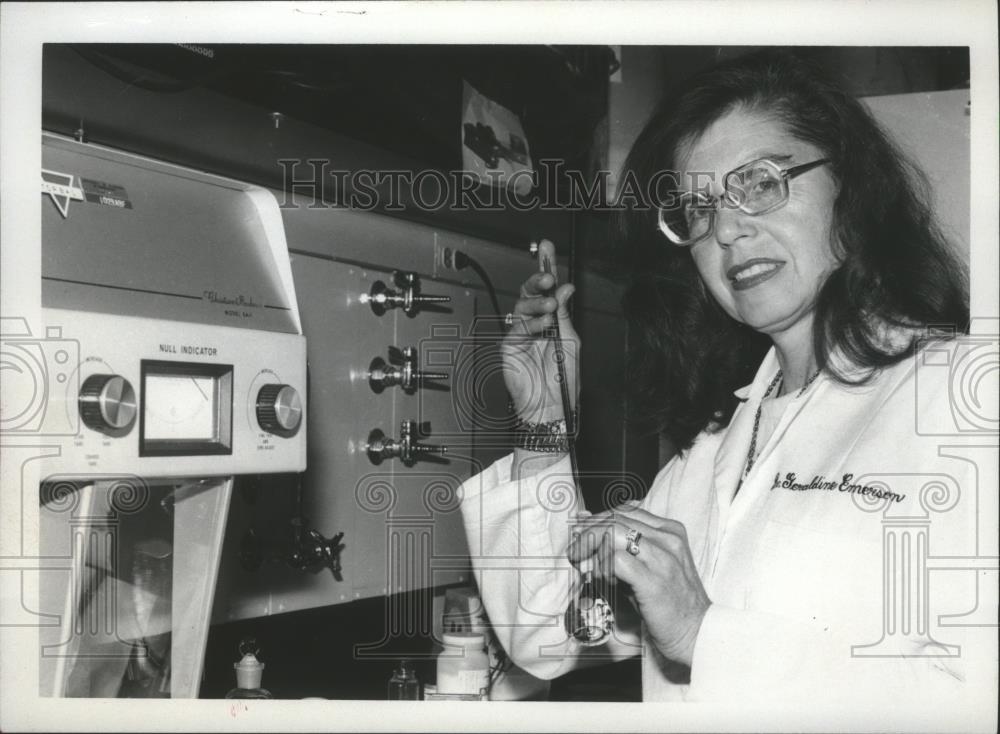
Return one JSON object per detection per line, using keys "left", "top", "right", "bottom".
{"left": 567, "top": 508, "right": 711, "bottom": 667}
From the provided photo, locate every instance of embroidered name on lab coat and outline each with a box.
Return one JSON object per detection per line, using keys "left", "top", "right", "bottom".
{"left": 770, "top": 472, "right": 906, "bottom": 503}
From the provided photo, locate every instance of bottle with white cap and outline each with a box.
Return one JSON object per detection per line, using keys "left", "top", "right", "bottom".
{"left": 435, "top": 631, "right": 489, "bottom": 696}
{"left": 225, "top": 639, "right": 272, "bottom": 699}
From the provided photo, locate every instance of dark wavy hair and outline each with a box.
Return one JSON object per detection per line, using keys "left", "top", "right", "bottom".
{"left": 618, "top": 50, "right": 969, "bottom": 452}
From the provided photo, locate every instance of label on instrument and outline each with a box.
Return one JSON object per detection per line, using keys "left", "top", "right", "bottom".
{"left": 81, "top": 178, "right": 133, "bottom": 209}
{"left": 41, "top": 169, "right": 85, "bottom": 218}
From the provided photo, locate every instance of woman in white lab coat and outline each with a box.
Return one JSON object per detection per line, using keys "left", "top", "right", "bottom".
{"left": 459, "top": 51, "right": 992, "bottom": 714}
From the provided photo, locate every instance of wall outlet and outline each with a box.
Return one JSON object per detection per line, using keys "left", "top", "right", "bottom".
{"left": 433, "top": 241, "right": 456, "bottom": 274}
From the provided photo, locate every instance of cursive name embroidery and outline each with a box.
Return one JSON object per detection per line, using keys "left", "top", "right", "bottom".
{"left": 770, "top": 472, "right": 906, "bottom": 503}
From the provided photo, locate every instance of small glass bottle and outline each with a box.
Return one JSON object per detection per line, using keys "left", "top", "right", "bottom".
{"left": 225, "top": 646, "right": 272, "bottom": 699}
{"left": 436, "top": 632, "right": 489, "bottom": 696}
{"left": 387, "top": 659, "right": 420, "bottom": 700}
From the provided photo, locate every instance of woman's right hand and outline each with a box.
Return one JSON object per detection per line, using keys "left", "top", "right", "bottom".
{"left": 501, "top": 239, "right": 580, "bottom": 426}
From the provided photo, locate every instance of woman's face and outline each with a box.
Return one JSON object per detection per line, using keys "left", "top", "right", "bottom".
{"left": 677, "top": 108, "right": 841, "bottom": 338}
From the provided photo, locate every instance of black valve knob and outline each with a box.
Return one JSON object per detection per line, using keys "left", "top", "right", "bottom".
{"left": 364, "top": 428, "right": 398, "bottom": 465}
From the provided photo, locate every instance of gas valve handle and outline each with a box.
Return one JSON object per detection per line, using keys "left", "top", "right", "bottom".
{"left": 359, "top": 280, "right": 402, "bottom": 313}
{"left": 368, "top": 347, "right": 449, "bottom": 392}
{"left": 360, "top": 271, "right": 451, "bottom": 316}
{"left": 398, "top": 420, "right": 447, "bottom": 464}
{"left": 409, "top": 369, "right": 449, "bottom": 387}
{"left": 407, "top": 294, "right": 451, "bottom": 312}
{"left": 314, "top": 530, "right": 345, "bottom": 581}
{"left": 365, "top": 421, "right": 449, "bottom": 465}
{"left": 364, "top": 428, "right": 401, "bottom": 464}
{"left": 408, "top": 442, "right": 449, "bottom": 462}
{"left": 400, "top": 347, "right": 449, "bottom": 388}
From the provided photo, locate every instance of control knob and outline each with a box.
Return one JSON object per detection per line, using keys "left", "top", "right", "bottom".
{"left": 78, "top": 374, "right": 137, "bottom": 434}
{"left": 256, "top": 384, "right": 302, "bottom": 436}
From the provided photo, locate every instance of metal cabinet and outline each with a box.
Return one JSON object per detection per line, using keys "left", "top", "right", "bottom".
{"left": 214, "top": 219, "right": 479, "bottom": 620}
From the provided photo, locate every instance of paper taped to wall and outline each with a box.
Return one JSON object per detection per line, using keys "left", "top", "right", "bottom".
{"left": 461, "top": 81, "right": 534, "bottom": 197}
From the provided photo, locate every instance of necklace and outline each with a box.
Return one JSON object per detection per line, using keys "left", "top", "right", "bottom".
{"left": 740, "top": 368, "right": 822, "bottom": 484}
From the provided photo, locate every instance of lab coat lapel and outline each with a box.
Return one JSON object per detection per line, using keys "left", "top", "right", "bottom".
{"left": 748, "top": 358, "right": 910, "bottom": 489}
{"left": 712, "top": 349, "right": 782, "bottom": 527}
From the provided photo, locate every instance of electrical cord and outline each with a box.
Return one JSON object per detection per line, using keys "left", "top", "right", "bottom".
{"left": 487, "top": 645, "right": 514, "bottom": 689}
{"left": 452, "top": 250, "right": 502, "bottom": 319}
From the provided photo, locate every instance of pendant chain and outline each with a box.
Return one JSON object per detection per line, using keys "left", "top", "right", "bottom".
{"left": 741, "top": 367, "right": 822, "bottom": 482}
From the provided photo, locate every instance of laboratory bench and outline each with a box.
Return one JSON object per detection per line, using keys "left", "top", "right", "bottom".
{"left": 199, "top": 591, "right": 640, "bottom": 701}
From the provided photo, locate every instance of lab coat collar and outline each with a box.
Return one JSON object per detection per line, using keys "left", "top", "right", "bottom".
{"left": 712, "top": 326, "right": 917, "bottom": 558}
{"left": 733, "top": 347, "right": 781, "bottom": 402}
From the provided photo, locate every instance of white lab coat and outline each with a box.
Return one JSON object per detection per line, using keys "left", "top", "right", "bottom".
{"left": 459, "top": 338, "right": 997, "bottom": 718}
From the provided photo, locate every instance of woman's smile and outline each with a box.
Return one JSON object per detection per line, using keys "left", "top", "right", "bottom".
{"left": 727, "top": 258, "right": 785, "bottom": 290}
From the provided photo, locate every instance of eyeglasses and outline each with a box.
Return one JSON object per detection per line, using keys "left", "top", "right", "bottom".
{"left": 657, "top": 157, "right": 830, "bottom": 247}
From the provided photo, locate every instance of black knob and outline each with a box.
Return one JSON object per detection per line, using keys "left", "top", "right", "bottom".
{"left": 256, "top": 384, "right": 302, "bottom": 436}
{"left": 79, "top": 374, "right": 137, "bottom": 435}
